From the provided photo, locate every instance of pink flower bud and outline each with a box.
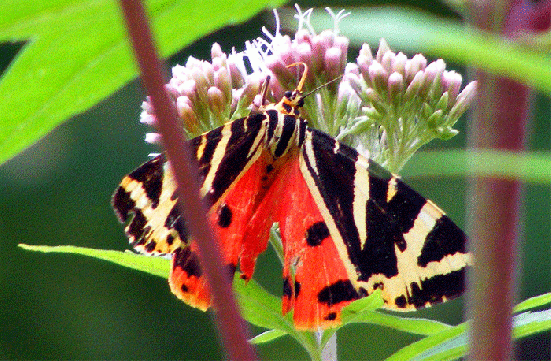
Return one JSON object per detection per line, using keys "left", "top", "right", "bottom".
{"left": 359, "top": 44, "right": 373, "bottom": 64}
{"left": 449, "top": 81, "right": 477, "bottom": 120}
{"left": 179, "top": 79, "right": 196, "bottom": 98}
{"left": 380, "top": 50, "right": 395, "bottom": 73}
{"left": 392, "top": 52, "right": 407, "bottom": 76}
{"left": 139, "top": 113, "right": 157, "bottom": 126}
{"left": 207, "top": 86, "right": 225, "bottom": 114}
{"left": 334, "top": 36, "right": 349, "bottom": 65}
{"left": 388, "top": 72, "right": 404, "bottom": 102}
{"left": 318, "top": 29, "right": 335, "bottom": 50}
{"left": 405, "top": 54, "right": 427, "bottom": 83}
{"left": 376, "top": 38, "right": 391, "bottom": 63}
{"left": 404, "top": 71, "right": 426, "bottom": 100}
{"left": 368, "top": 61, "right": 388, "bottom": 93}
{"left": 295, "top": 42, "right": 313, "bottom": 70}
{"left": 176, "top": 96, "right": 192, "bottom": 117}
{"left": 295, "top": 29, "right": 312, "bottom": 45}
{"left": 442, "top": 71, "right": 463, "bottom": 104}
{"left": 214, "top": 67, "right": 232, "bottom": 103}
{"left": 210, "top": 43, "right": 224, "bottom": 61}
{"left": 325, "top": 47, "right": 343, "bottom": 80}
{"left": 424, "top": 59, "right": 446, "bottom": 87}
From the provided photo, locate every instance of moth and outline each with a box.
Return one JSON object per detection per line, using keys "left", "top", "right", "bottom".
{"left": 113, "top": 64, "right": 470, "bottom": 330}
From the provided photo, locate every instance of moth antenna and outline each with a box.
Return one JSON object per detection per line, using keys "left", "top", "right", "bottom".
{"left": 286, "top": 62, "right": 308, "bottom": 93}
{"left": 260, "top": 75, "right": 271, "bottom": 106}
{"left": 303, "top": 75, "right": 343, "bottom": 99}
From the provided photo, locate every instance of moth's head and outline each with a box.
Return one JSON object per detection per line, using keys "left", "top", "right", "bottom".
{"left": 275, "top": 62, "right": 308, "bottom": 117}
{"left": 277, "top": 89, "right": 305, "bottom": 116}
{"left": 270, "top": 63, "right": 342, "bottom": 117}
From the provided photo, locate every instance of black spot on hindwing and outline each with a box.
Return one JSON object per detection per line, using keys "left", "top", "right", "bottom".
{"left": 395, "top": 295, "right": 407, "bottom": 308}
{"left": 283, "top": 278, "right": 292, "bottom": 299}
{"left": 144, "top": 240, "right": 157, "bottom": 252}
{"left": 217, "top": 203, "right": 232, "bottom": 228}
{"left": 305, "top": 222, "right": 330, "bottom": 246}
{"left": 324, "top": 312, "right": 337, "bottom": 321}
{"left": 318, "top": 280, "right": 359, "bottom": 306}
{"left": 166, "top": 234, "right": 174, "bottom": 246}
{"left": 283, "top": 277, "right": 301, "bottom": 299}
{"left": 173, "top": 247, "right": 202, "bottom": 278}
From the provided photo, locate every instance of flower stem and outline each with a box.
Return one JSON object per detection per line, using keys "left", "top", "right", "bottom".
{"left": 317, "top": 331, "right": 337, "bottom": 361}
{"left": 465, "top": 1, "right": 547, "bottom": 359}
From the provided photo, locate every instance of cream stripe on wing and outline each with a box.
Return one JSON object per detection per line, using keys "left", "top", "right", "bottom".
{"left": 353, "top": 160, "right": 369, "bottom": 251}
{"left": 358, "top": 201, "right": 468, "bottom": 308}
{"left": 200, "top": 122, "right": 233, "bottom": 197}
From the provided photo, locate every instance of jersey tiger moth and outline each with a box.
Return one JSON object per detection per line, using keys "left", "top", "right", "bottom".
{"left": 113, "top": 64, "right": 470, "bottom": 330}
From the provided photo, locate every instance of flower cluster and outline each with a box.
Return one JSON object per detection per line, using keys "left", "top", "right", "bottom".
{"left": 342, "top": 39, "right": 477, "bottom": 171}
{"left": 140, "top": 44, "right": 266, "bottom": 138}
{"left": 140, "top": 5, "right": 476, "bottom": 173}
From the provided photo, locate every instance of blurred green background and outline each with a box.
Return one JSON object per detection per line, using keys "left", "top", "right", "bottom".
{"left": 1, "top": 0, "right": 550, "bottom": 359}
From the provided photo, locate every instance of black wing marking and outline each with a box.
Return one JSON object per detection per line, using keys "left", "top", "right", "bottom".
{"left": 299, "top": 128, "right": 470, "bottom": 310}
{"left": 112, "top": 113, "right": 268, "bottom": 255}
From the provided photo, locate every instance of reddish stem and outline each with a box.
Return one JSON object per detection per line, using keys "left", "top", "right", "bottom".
{"left": 465, "top": 1, "right": 550, "bottom": 359}
{"left": 467, "top": 75, "right": 528, "bottom": 360}
{"left": 118, "top": 1, "right": 256, "bottom": 360}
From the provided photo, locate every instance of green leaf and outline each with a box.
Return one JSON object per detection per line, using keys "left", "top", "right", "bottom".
{"left": 386, "top": 306, "right": 551, "bottom": 360}
{"left": 320, "top": 292, "right": 450, "bottom": 347}
{"left": 249, "top": 329, "right": 287, "bottom": 344}
{"left": 18, "top": 243, "right": 288, "bottom": 331}
{"left": 301, "top": 7, "right": 551, "bottom": 94}
{"left": 514, "top": 309, "right": 551, "bottom": 339}
{"left": 386, "top": 322, "right": 468, "bottom": 361}
{"left": 0, "top": 0, "right": 285, "bottom": 166}
{"left": 319, "top": 292, "right": 383, "bottom": 347}
{"left": 354, "top": 311, "right": 452, "bottom": 336}
{"left": 514, "top": 293, "right": 551, "bottom": 313}
{"left": 233, "top": 275, "right": 323, "bottom": 360}
{"left": 18, "top": 243, "right": 170, "bottom": 278}
{"left": 402, "top": 150, "right": 551, "bottom": 184}
{"left": 232, "top": 274, "right": 288, "bottom": 330}
{"left": 341, "top": 290, "right": 385, "bottom": 322}
{"left": 18, "top": 243, "right": 325, "bottom": 358}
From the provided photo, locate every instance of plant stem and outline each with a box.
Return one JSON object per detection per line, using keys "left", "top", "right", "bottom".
{"left": 118, "top": 1, "right": 256, "bottom": 360}
{"left": 317, "top": 331, "right": 337, "bottom": 361}
{"left": 464, "top": 1, "right": 549, "bottom": 359}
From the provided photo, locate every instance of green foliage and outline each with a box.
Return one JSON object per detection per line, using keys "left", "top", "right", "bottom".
{"left": 18, "top": 244, "right": 170, "bottom": 278}
{"left": 19, "top": 244, "right": 551, "bottom": 360}
{"left": 403, "top": 149, "right": 551, "bottom": 184}
{"left": 7, "top": 3, "right": 551, "bottom": 360}
{"left": 386, "top": 293, "right": 551, "bottom": 360}
{"left": 0, "top": 0, "right": 284, "bottom": 166}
